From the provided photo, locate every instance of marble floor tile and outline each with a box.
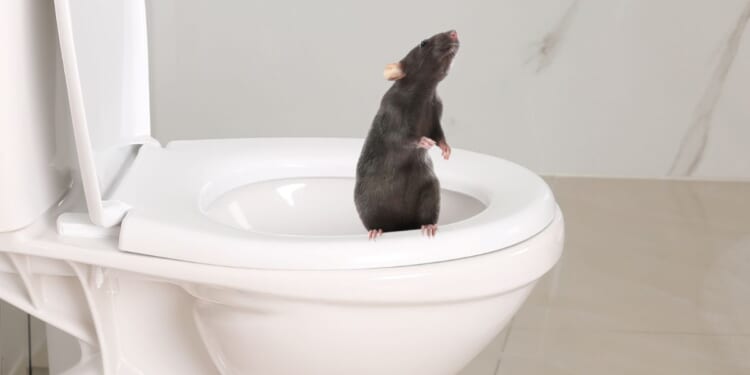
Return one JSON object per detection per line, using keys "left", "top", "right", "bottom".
{"left": 457, "top": 327, "right": 510, "bottom": 375}
{"left": 497, "top": 329, "right": 750, "bottom": 375}
{"left": 515, "top": 178, "right": 750, "bottom": 335}
{"left": 461, "top": 178, "right": 750, "bottom": 375}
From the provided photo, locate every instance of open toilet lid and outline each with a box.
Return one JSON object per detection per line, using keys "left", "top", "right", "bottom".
{"left": 112, "top": 138, "right": 559, "bottom": 270}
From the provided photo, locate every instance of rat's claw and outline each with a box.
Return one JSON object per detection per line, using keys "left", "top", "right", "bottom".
{"left": 417, "top": 136, "right": 437, "bottom": 149}
{"left": 438, "top": 141, "right": 452, "bottom": 160}
{"left": 368, "top": 229, "right": 383, "bottom": 240}
{"left": 421, "top": 224, "right": 438, "bottom": 237}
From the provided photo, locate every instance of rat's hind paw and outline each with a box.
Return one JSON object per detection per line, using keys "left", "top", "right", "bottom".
{"left": 368, "top": 229, "right": 383, "bottom": 240}
{"left": 421, "top": 224, "right": 438, "bottom": 237}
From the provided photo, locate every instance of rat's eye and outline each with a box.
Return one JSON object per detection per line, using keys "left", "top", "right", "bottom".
{"left": 419, "top": 40, "right": 428, "bottom": 48}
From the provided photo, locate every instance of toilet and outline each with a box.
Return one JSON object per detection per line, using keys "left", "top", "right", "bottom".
{"left": 0, "top": 1, "right": 564, "bottom": 374}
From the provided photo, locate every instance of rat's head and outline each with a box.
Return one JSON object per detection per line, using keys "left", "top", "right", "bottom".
{"left": 384, "top": 30, "right": 459, "bottom": 85}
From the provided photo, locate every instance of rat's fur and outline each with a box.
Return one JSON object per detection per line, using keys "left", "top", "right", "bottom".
{"left": 354, "top": 30, "right": 459, "bottom": 234}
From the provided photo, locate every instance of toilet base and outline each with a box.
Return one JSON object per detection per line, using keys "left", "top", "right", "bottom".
{"left": 0, "top": 252, "right": 541, "bottom": 375}
{"left": 190, "top": 284, "right": 534, "bottom": 375}
{"left": 36, "top": 280, "right": 533, "bottom": 375}
{"left": 0, "top": 207, "right": 563, "bottom": 375}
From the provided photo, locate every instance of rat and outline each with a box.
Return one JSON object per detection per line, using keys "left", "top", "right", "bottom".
{"left": 354, "top": 29, "right": 459, "bottom": 240}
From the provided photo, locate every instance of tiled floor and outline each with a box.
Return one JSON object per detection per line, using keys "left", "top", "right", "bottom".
{"left": 460, "top": 177, "right": 750, "bottom": 375}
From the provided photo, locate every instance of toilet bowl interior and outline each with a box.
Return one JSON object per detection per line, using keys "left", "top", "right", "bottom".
{"left": 201, "top": 177, "right": 487, "bottom": 236}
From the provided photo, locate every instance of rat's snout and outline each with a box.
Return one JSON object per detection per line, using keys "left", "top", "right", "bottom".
{"left": 448, "top": 30, "right": 458, "bottom": 41}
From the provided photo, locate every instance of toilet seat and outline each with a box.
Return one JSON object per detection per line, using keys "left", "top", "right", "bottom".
{"left": 110, "top": 137, "right": 557, "bottom": 270}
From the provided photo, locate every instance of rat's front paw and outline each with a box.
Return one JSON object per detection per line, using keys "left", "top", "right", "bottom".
{"left": 438, "top": 140, "right": 452, "bottom": 160}
{"left": 416, "top": 136, "right": 437, "bottom": 150}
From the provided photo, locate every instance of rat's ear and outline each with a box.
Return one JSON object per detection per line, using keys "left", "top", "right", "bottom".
{"left": 383, "top": 63, "right": 405, "bottom": 81}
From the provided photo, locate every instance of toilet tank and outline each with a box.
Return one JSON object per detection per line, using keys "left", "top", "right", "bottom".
{"left": 0, "top": 0, "right": 70, "bottom": 232}
{"left": 0, "top": 0, "right": 151, "bottom": 231}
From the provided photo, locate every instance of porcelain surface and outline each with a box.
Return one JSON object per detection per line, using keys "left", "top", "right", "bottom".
{"left": 0, "top": 1, "right": 567, "bottom": 373}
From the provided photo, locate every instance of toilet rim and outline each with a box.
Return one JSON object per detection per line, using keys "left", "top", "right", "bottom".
{"left": 4, "top": 204, "right": 563, "bottom": 304}
{"left": 112, "top": 137, "right": 558, "bottom": 271}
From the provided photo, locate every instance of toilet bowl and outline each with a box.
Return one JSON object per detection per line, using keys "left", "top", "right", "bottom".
{"left": 1, "top": 139, "right": 565, "bottom": 374}
{"left": 0, "top": 1, "right": 564, "bottom": 374}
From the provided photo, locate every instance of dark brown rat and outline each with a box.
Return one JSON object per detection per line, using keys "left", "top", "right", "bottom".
{"left": 354, "top": 30, "right": 459, "bottom": 239}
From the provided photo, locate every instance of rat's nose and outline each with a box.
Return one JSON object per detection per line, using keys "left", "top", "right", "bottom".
{"left": 448, "top": 30, "right": 458, "bottom": 41}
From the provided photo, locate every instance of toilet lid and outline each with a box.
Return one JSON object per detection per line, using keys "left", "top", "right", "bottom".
{"left": 112, "top": 138, "right": 558, "bottom": 270}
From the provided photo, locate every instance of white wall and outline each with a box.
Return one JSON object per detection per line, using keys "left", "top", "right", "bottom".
{"left": 146, "top": 0, "right": 750, "bottom": 179}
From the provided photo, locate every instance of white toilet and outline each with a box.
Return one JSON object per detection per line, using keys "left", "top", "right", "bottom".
{"left": 0, "top": 1, "right": 564, "bottom": 374}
